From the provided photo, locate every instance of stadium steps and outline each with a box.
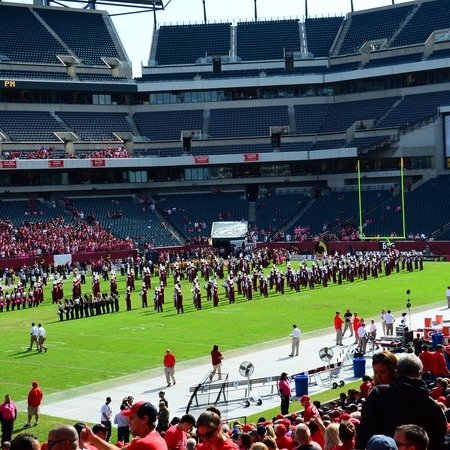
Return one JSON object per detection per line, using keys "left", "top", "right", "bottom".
{"left": 431, "top": 221, "right": 450, "bottom": 240}
{"left": 330, "top": 15, "right": 352, "bottom": 56}
{"left": 147, "top": 195, "right": 185, "bottom": 244}
{"left": 288, "top": 106, "right": 296, "bottom": 134}
{"left": 203, "top": 109, "right": 210, "bottom": 137}
{"left": 374, "top": 97, "right": 403, "bottom": 128}
{"left": 299, "top": 21, "right": 307, "bottom": 53}
{"left": 32, "top": 9, "right": 75, "bottom": 57}
{"left": 281, "top": 196, "right": 315, "bottom": 233}
{"left": 248, "top": 201, "right": 256, "bottom": 222}
{"left": 125, "top": 114, "right": 141, "bottom": 138}
{"left": 148, "top": 28, "right": 159, "bottom": 65}
{"left": 385, "top": 2, "right": 421, "bottom": 49}
{"left": 102, "top": 14, "right": 130, "bottom": 64}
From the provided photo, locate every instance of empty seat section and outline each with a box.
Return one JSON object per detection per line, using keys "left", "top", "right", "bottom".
{"left": 36, "top": 8, "right": 120, "bottom": 65}
{"left": 0, "top": 4, "right": 67, "bottom": 63}
{"left": 209, "top": 106, "right": 289, "bottom": 138}
{"left": 391, "top": 0, "right": 450, "bottom": 47}
{"left": 321, "top": 97, "right": 399, "bottom": 133}
{"left": 294, "top": 103, "right": 332, "bottom": 134}
{"left": 57, "top": 112, "right": 132, "bottom": 141}
{"left": 0, "top": 111, "right": 67, "bottom": 142}
{"left": 237, "top": 20, "right": 300, "bottom": 61}
{"left": 378, "top": 91, "right": 450, "bottom": 128}
{"left": 339, "top": 4, "right": 414, "bottom": 55}
{"left": 133, "top": 110, "right": 204, "bottom": 141}
{"left": 68, "top": 197, "right": 180, "bottom": 247}
{"left": 0, "top": 70, "right": 71, "bottom": 80}
{"left": 156, "top": 192, "right": 248, "bottom": 238}
{"left": 305, "top": 17, "right": 344, "bottom": 57}
{"left": 154, "top": 23, "right": 231, "bottom": 65}
{"left": 254, "top": 193, "right": 309, "bottom": 232}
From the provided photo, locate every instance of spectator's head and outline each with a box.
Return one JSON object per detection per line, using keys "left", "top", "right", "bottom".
{"left": 366, "top": 434, "right": 398, "bottom": 450}
{"left": 241, "top": 433, "right": 253, "bottom": 449}
{"left": 121, "top": 401, "right": 158, "bottom": 437}
{"left": 47, "top": 425, "right": 79, "bottom": 450}
{"left": 1, "top": 442, "right": 11, "bottom": 450}
{"left": 10, "top": 434, "right": 39, "bottom": 450}
{"left": 92, "top": 424, "right": 108, "bottom": 440}
{"left": 196, "top": 411, "right": 222, "bottom": 443}
{"left": 324, "top": 423, "right": 342, "bottom": 449}
{"left": 179, "top": 414, "right": 196, "bottom": 433}
{"left": 295, "top": 424, "right": 312, "bottom": 445}
{"left": 279, "top": 372, "right": 288, "bottom": 381}
{"left": 372, "top": 351, "right": 398, "bottom": 385}
{"left": 186, "top": 438, "right": 197, "bottom": 450}
{"left": 394, "top": 424, "right": 429, "bottom": 450}
{"left": 396, "top": 354, "right": 423, "bottom": 379}
{"left": 338, "top": 421, "right": 355, "bottom": 444}
{"left": 299, "top": 395, "right": 311, "bottom": 407}
{"left": 250, "top": 444, "right": 268, "bottom": 450}
{"left": 261, "top": 436, "right": 276, "bottom": 450}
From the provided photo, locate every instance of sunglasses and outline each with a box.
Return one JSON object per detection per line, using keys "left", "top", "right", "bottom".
{"left": 47, "top": 439, "right": 75, "bottom": 449}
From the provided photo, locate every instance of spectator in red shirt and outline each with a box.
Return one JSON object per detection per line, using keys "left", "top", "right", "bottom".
{"left": 163, "top": 350, "right": 176, "bottom": 387}
{"left": 299, "top": 395, "right": 320, "bottom": 422}
{"left": 274, "top": 424, "right": 293, "bottom": 450}
{"left": 359, "top": 375, "right": 373, "bottom": 399}
{"left": 334, "top": 312, "right": 344, "bottom": 346}
{"left": 418, "top": 345, "right": 435, "bottom": 374}
{"left": 25, "top": 381, "right": 43, "bottom": 428}
{"left": 164, "top": 414, "right": 196, "bottom": 450}
{"left": 210, "top": 345, "right": 223, "bottom": 382}
{"left": 433, "top": 345, "right": 450, "bottom": 376}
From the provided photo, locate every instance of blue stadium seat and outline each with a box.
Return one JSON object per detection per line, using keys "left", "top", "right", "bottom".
{"left": 236, "top": 20, "right": 300, "bottom": 61}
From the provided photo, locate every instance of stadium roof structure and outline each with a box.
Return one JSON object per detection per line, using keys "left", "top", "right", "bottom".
{"left": 24, "top": 0, "right": 165, "bottom": 11}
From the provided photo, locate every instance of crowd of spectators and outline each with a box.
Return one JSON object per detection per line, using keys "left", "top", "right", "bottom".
{"left": 1, "top": 147, "right": 61, "bottom": 160}
{"left": 82, "top": 147, "right": 130, "bottom": 159}
{"left": 0, "top": 217, "right": 133, "bottom": 258}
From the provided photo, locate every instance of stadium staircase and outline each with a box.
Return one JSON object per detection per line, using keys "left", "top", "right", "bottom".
{"left": 281, "top": 196, "right": 315, "bottom": 234}
{"left": 374, "top": 97, "right": 403, "bottom": 128}
{"left": 32, "top": 9, "right": 75, "bottom": 56}
{"left": 385, "top": 2, "right": 422, "bottom": 49}
{"left": 330, "top": 15, "right": 352, "bottom": 56}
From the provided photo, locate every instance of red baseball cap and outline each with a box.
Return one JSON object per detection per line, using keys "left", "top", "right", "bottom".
{"left": 121, "top": 401, "right": 157, "bottom": 423}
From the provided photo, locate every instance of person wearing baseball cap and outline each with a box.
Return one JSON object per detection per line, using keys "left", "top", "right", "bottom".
{"left": 299, "top": 396, "right": 320, "bottom": 423}
{"left": 82, "top": 401, "right": 167, "bottom": 450}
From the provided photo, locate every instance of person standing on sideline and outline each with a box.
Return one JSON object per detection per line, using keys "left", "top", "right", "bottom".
{"left": 163, "top": 350, "right": 176, "bottom": 387}
{"left": 0, "top": 395, "right": 17, "bottom": 444}
{"left": 289, "top": 324, "right": 301, "bottom": 356}
{"left": 343, "top": 308, "right": 353, "bottom": 337}
{"left": 114, "top": 404, "right": 130, "bottom": 443}
{"left": 27, "top": 323, "right": 39, "bottom": 352}
{"left": 25, "top": 381, "right": 43, "bottom": 428}
{"left": 384, "top": 310, "right": 395, "bottom": 336}
{"left": 100, "top": 397, "right": 112, "bottom": 442}
{"left": 447, "top": 286, "right": 450, "bottom": 308}
{"left": 334, "top": 312, "right": 344, "bottom": 346}
{"left": 278, "top": 372, "right": 291, "bottom": 415}
{"left": 37, "top": 324, "right": 47, "bottom": 353}
{"left": 209, "top": 345, "right": 223, "bottom": 381}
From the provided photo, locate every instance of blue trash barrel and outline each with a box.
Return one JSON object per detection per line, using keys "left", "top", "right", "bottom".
{"left": 353, "top": 357, "right": 366, "bottom": 378}
{"left": 294, "top": 373, "right": 308, "bottom": 397}
{"left": 432, "top": 332, "right": 443, "bottom": 348}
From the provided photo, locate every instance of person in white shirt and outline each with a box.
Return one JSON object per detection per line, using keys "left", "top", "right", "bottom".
{"left": 384, "top": 310, "right": 395, "bottom": 336}
{"left": 100, "top": 396, "right": 112, "bottom": 442}
{"left": 28, "top": 322, "right": 39, "bottom": 351}
{"left": 289, "top": 324, "right": 301, "bottom": 357}
{"left": 357, "top": 322, "right": 368, "bottom": 354}
{"left": 37, "top": 324, "right": 47, "bottom": 353}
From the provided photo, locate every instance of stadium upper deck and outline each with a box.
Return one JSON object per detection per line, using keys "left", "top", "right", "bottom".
{"left": 0, "top": 0, "right": 449, "bottom": 206}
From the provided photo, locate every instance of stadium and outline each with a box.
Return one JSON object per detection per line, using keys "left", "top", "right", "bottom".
{"left": 0, "top": 0, "right": 450, "bottom": 447}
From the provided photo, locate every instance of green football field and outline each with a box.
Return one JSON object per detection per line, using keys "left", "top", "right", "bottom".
{"left": 0, "top": 261, "right": 447, "bottom": 406}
